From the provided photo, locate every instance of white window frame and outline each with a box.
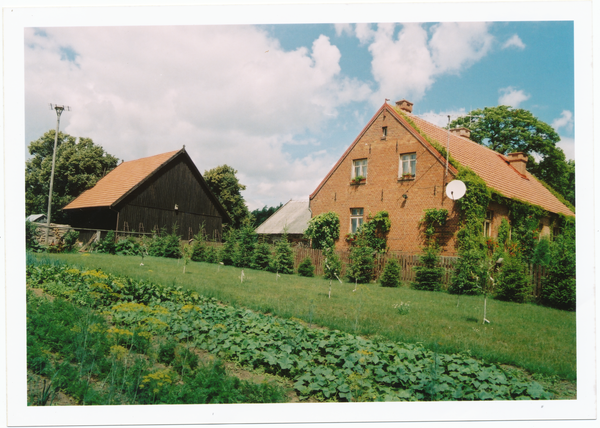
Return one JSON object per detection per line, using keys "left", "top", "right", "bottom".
{"left": 382, "top": 126, "right": 388, "bottom": 139}
{"left": 399, "top": 153, "right": 416, "bottom": 178}
{"left": 350, "top": 208, "right": 364, "bottom": 233}
{"left": 352, "top": 159, "right": 368, "bottom": 179}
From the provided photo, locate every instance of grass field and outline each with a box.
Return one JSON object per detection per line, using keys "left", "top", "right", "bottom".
{"left": 45, "top": 252, "right": 576, "bottom": 382}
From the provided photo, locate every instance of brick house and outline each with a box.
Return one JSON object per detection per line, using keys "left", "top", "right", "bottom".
{"left": 309, "top": 100, "right": 574, "bottom": 255}
{"left": 63, "top": 148, "right": 230, "bottom": 241}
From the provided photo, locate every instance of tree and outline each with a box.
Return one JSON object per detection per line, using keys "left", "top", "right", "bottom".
{"left": 449, "top": 106, "right": 574, "bottom": 206}
{"left": 304, "top": 212, "right": 340, "bottom": 249}
{"left": 346, "top": 237, "right": 375, "bottom": 284}
{"left": 203, "top": 165, "right": 251, "bottom": 229}
{"left": 269, "top": 233, "right": 295, "bottom": 275}
{"left": 26, "top": 130, "right": 119, "bottom": 224}
{"left": 251, "top": 203, "right": 283, "bottom": 227}
{"left": 380, "top": 258, "right": 401, "bottom": 288}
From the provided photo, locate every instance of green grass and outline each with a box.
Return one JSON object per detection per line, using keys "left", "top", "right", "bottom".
{"left": 45, "top": 253, "right": 576, "bottom": 381}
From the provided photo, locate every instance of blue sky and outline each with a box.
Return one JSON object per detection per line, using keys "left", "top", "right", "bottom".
{"left": 23, "top": 20, "right": 575, "bottom": 211}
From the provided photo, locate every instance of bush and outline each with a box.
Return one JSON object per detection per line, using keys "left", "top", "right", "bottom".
{"left": 380, "top": 258, "right": 401, "bottom": 288}
{"left": 220, "top": 229, "right": 238, "bottom": 266}
{"left": 494, "top": 253, "right": 532, "bottom": 303}
{"left": 413, "top": 246, "right": 445, "bottom": 291}
{"left": 251, "top": 241, "right": 273, "bottom": 271}
{"left": 234, "top": 226, "right": 257, "bottom": 268}
{"left": 346, "top": 238, "right": 374, "bottom": 284}
{"left": 448, "top": 247, "right": 486, "bottom": 296}
{"left": 115, "top": 236, "right": 140, "bottom": 256}
{"left": 269, "top": 233, "right": 294, "bottom": 274}
{"left": 26, "top": 221, "right": 44, "bottom": 252}
{"left": 304, "top": 211, "right": 340, "bottom": 249}
{"left": 323, "top": 247, "right": 343, "bottom": 280}
{"left": 62, "top": 230, "right": 80, "bottom": 252}
{"left": 540, "top": 233, "right": 576, "bottom": 310}
{"left": 191, "top": 231, "right": 208, "bottom": 262}
{"left": 297, "top": 257, "right": 315, "bottom": 277}
{"left": 95, "top": 230, "right": 117, "bottom": 255}
{"left": 204, "top": 245, "right": 220, "bottom": 264}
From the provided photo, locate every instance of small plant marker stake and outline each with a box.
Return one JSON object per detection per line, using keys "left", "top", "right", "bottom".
{"left": 276, "top": 271, "right": 280, "bottom": 281}
{"left": 240, "top": 269, "right": 245, "bottom": 283}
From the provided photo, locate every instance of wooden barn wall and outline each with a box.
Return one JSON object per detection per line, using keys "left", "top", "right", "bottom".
{"left": 66, "top": 208, "right": 118, "bottom": 231}
{"left": 116, "top": 158, "right": 224, "bottom": 239}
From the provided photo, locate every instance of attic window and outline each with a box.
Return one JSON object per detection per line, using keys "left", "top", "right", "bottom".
{"left": 399, "top": 153, "right": 416, "bottom": 179}
{"left": 382, "top": 126, "right": 388, "bottom": 139}
{"left": 352, "top": 159, "right": 368, "bottom": 179}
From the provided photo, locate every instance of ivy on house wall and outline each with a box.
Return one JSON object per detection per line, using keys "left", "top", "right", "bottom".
{"left": 304, "top": 211, "right": 340, "bottom": 250}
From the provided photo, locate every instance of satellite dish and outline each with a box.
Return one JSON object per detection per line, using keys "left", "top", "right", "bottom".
{"left": 446, "top": 180, "right": 466, "bottom": 200}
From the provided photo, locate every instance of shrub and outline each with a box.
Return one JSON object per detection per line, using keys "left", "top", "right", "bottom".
{"left": 323, "top": 247, "right": 343, "bottom": 280}
{"left": 531, "top": 236, "right": 551, "bottom": 267}
{"left": 191, "top": 230, "right": 208, "bottom": 262}
{"left": 346, "top": 238, "right": 374, "bottom": 284}
{"left": 360, "top": 211, "right": 391, "bottom": 253}
{"left": 448, "top": 247, "right": 486, "bottom": 296}
{"left": 540, "top": 233, "right": 576, "bottom": 311}
{"left": 95, "top": 230, "right": 117, "bottom": 255}
{"left": 494, "top": 253, "right": 532, "bottom": 303}
{"left": 304, "top": 212, "right": 340, "bottom": 249}
{"left": 251, "top": 241, "right": 273, "bottom": 271}
{"left": 220, "top": 229, "right": 238, "bottom": 266}
{"left": 26, "top": 221, "right": 44, "bottom": 252}
{"left": 162, "top": 225, "right": 182, "bottom": 259}
{"left": 269, "top": 233, "right": 294, "bottom": 274}
{"left": 413, "top": 246, "right": 445, "bottom": 291}
{"left": 380, "top": 258, "right": 401, "bottom": 288}
{"left": 115, "top": 236, "right": 140, "bottom": 256}
{"left": 234, "top": 226, "right": 257, "bottom": 268}
{"left": 62, "top": 230, "right": 80, "bottom": 252}
{"left": 297, "top": 257, "right": 315, "bottom": 277}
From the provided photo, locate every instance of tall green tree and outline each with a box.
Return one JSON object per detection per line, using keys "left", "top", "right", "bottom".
{"left": 26, "top": 130, "right": 119, "bottom": 224}
{"left": 203, "top": 165, "right": 251, "bottom": 229}
{"left": 251, "top": 203, "right": 283, "bottom": 227}
{"left": 449, "top": 106, "right": 574, "bottom": 206}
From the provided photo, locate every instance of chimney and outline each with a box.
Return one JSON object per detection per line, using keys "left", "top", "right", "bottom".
{"left": 506, "top": 152, "right": 528, "bottom": 175}
{"left": 449, "top": 127, "right": 471, "bottom": 139}
{"left": 395, "top": 99, "right": 413, "bottom": 113}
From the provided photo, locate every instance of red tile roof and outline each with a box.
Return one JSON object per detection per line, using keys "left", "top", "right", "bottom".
{"left": 394, "top": 107, "right": 574, "bottom": 217}
{"left": 63, "top": 150, "right": 181, "bottom": 209}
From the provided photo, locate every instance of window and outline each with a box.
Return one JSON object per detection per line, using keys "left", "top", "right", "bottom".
{"left": 382, "top": 126, "right": 388, "bottom": 139}
{"left": 350, "top": 208, "right": 364, "bottom": 233}
{"left": 399, "top": 153, "right": 416, "bottom": 178}
{"left": 352, "top": 159, "right": 368, "bottom": 179}
{"left": 483, "top": 210, "right": 493, "bottom": 237}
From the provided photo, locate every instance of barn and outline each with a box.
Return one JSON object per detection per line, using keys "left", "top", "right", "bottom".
{"left": 63, "top": 147, "right": 230, "bottom": 241}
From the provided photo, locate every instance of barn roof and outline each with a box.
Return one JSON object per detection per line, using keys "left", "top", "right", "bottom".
{"left": 63, "top": 150, "right": 181, "bottom": 210}
{"left": 255, "top": 200, "right": 311, "bottom": 235}
{"left": 63, "top": 148, "right": 231, "bottom": 223}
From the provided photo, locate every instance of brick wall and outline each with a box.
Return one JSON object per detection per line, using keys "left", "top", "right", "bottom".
{"left": 310, "top": 108, "right": 463, "bottom": 255}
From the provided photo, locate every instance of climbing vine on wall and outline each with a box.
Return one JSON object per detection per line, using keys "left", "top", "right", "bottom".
{"left": 359, "top": 211, "right": 391, "bottom": 253}
{"left": 304, "top": 211, "right": 340, "bottom": 250}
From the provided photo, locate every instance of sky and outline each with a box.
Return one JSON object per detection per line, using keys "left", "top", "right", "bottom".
{"left": 24, "top": 20, "right": 575, "bottom": 212}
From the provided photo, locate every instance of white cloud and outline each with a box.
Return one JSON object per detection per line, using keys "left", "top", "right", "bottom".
{"left": 418, "top": 108, "right": 468, "bottom": 128}
{"left": 557, "top": 136, "right": 574, "bottom": 161}
{"left": 552, "top": 110, "right": 574, "bottom": 133}
{"left": 363, "top": 22, "right": 494, "bottom": 105}
{"left": 334, "top": 23, "right": 353, "bottom": 37}
{"left": 502, "top": 34, "right": 526, "bottom": 50}
{"left": 498, "top": 86, "right": 530, "bottom": 108}
{"left": 25, "top": 26, "right": 371, "bottom": 207}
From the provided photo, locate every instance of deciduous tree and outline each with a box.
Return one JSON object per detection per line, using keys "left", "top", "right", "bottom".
{"left": 26, "top": 130, "right": 119, "bottom": 223}
{"left": 203, "top": 165, "right": 251, "bottom": 229}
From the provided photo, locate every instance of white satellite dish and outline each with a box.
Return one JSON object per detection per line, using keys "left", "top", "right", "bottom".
{"left": 446, "top": 180, "right": 466, "bottom": 200}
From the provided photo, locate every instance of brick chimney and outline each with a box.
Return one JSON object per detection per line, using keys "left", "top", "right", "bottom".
{"left": 449, "top": 127, "right": 471, "bottom": 139}
{"left": 506, "top": 152, "right": 528, "bottom": 175}
{"left": 395, "top": 99, "right": 413, "bottom": 113}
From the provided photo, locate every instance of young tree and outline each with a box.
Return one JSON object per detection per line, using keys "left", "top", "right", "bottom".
{"left": 220, "top": 228, "right": 238, "bottom": 266}
{"left": 203, "top": 165, "right": 251, "bottom": 229}
{"left": 304, "top": 211, "right": 340, "bottom": 249}
{"left": 234, "top": 225, "right": 257, "bottom": 268}
{"left": 380, "top": 258, "right": 401, "bottom": 288}
{"left": 251, "top": 241, "right": 273, "bottom": 271}
{"left": 540, "top": 225, "right": 576, "bottom": 311}
{"left": 346, "top": 237, "right": 375, "bottom": 284}
{"left": 297, "top": 257, "right": 315, "bottom": 277}
{"left": 449, "top": 106, "right": 574, "bottom": 206}
{"left": 26, "top": 131, "right": 119, "bottom": 223}
{"left": 494, "top": 252, "right": 531, "bottom": 303}
{"left": 269, "top": 233, "right": 295, "bottom": 275}
{"left": 413, "top": 245, "right": 445, "bottom": 291}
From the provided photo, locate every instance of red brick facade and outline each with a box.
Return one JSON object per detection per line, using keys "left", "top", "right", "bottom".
{"left": 309, "top": 101, "right": 573, "bottom": 255}
{"left": 310, "top": 104, "right": 463, "bottom": 255}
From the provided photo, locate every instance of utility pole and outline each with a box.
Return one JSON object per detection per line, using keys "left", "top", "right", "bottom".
{"left": 45, "top": 104, "right": 70, "bottom": 245}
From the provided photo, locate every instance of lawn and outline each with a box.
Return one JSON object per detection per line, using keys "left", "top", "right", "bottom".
{"left": 45, "top": 252, "right": 576, "bottom": 382}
